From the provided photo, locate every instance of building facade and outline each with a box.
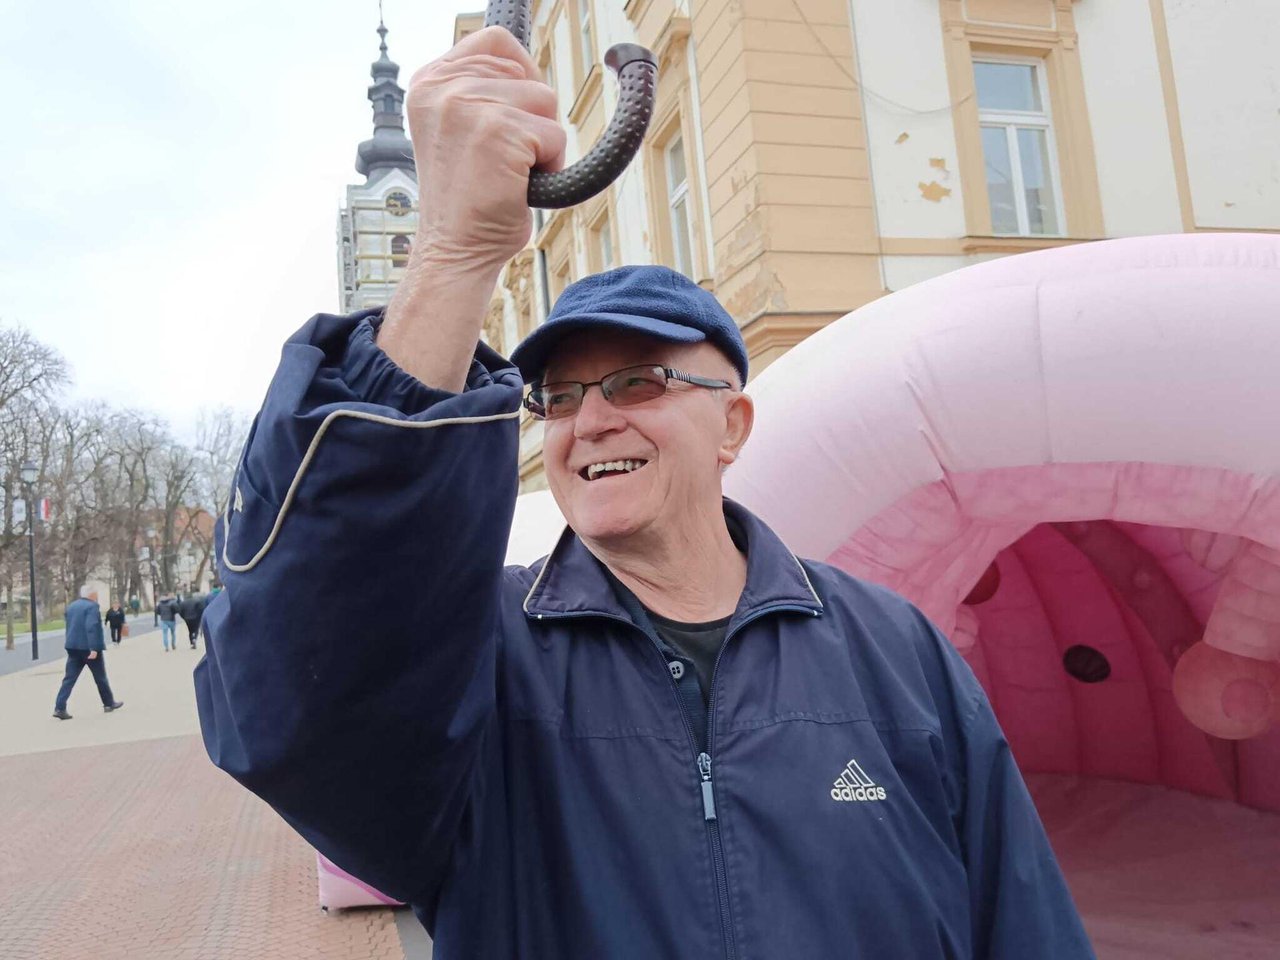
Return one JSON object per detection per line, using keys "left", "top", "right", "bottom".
{"left": 459, "top": 0, "right": 1278, "bottom": 490}
{"left": 337, "top": 21, "right": 420, "bottom": 313}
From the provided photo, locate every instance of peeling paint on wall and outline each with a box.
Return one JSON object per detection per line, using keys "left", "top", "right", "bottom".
{"left": 929, "top": 157, "right": 950, "bottom": 178}
{"left": 895, "top": 132, "right": 910, "bottom": 145}
{"left": 918, "top": 181, "right": 952, "bottom": 203}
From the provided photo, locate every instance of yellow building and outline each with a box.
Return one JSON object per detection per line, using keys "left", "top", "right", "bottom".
{"left": 456, "top": 1, "right": 1279, "bottom": 490}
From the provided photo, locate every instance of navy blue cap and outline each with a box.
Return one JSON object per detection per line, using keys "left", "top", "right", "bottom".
{"left": 510, "top": 265, "right": 749, "bottom": 386}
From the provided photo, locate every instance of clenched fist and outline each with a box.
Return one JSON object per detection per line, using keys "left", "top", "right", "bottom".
{"left": 405, "top": 26, "right": 565, "bottom": 272}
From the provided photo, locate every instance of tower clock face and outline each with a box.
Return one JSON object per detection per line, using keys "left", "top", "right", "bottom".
{"left": 385, "top": 191, "right": 412, "bottom": 216}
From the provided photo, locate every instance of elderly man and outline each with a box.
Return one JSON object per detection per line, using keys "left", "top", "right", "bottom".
{"left": 53, "top": 587, "right": 124, "bottom": 720}
{"left": 196, "top": 26, "right": 1092, "bottom": 960}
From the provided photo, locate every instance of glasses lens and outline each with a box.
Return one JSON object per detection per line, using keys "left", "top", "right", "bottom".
{"left": 604, "top": 366, "right": 667, "bottom": 407}
{"left": 531, "top": 383, "right": 583, "bottom": 420}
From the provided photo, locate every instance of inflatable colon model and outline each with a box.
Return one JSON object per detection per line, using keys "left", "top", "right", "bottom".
{"left": 726, "top": 234, "right": 1280, "bottom": 955}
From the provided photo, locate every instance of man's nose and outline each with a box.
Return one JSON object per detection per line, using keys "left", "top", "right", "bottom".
{"left": 573, "top": 384, "right": 626, "bottom": 439}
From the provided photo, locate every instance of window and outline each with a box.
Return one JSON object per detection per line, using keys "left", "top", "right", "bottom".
{"left": 598, "top": 219, "right": 613, "bottom": 271}
{"left": 391, "top": 235, "right": 411, "bottom": 268}
{"left": 665, "top": 135, "right": 695, "bottom": 278}
{"left": 551, "top": 259, "right": 572, "bottom": 304}
{"left": 589, "top": 212, "right": 614, "bottom": 272}
{"left": 974, "top": 60, "right": 1062, "bottom": 236}
{"left": 577, "top": 0, "right": 594, "bottom": 82}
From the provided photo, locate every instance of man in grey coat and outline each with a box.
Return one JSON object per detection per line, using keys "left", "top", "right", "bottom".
{"left": 52, "top": 587, "right": 124, "bottom": 720}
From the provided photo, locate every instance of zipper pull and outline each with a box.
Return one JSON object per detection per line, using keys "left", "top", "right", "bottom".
{"left": 698, "top": 752, "right": 717, "bottom": 820}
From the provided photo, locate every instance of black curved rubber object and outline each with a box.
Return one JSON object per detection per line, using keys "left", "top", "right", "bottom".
{"left": 485, "top": 0, "right": 657, "bottom": 209}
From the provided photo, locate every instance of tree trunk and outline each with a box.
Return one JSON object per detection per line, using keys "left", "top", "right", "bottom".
{"left": 4, "top": 577, "right": 13, "bottom": 651}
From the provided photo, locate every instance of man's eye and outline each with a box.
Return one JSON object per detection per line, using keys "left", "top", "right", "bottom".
{"left": 548, "top": 392, "right": 575, "bottom": 406}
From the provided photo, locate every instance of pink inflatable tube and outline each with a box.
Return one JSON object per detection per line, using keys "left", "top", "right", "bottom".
{"left": 725, "top": 234, "right": 1280, "bottom": 955}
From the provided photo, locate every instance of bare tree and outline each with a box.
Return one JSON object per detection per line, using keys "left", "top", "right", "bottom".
{"left": 153, "top": 440, "right": 197, "bottom": 593}
{"left": 0, "top": 326, "right": 68, "bottom": 648}
{"left": 0, "top": 325, "right": 69, "bottom": 418}
{"left": 188, "top": 407, "right": 249, "bottom": 589}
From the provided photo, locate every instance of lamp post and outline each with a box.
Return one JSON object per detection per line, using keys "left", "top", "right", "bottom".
{"left": 20, "top": 460, "right": 38, "bottom": 661}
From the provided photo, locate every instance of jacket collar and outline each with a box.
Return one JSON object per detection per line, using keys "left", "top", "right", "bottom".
{"left": 523, "top": 498, "right": 823, "bottom": 626}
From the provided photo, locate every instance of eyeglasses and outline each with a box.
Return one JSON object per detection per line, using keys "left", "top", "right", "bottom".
{"left": 524, "top": 364, "right": 732, "bottom": 421}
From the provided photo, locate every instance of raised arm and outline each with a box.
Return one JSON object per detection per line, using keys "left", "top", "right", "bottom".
{"left": 194, "top": 26, "right": 563, "bottom": 907}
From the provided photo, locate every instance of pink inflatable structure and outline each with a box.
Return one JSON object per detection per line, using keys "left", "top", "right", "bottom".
{"left": 725, "top": 233, "right": 1280, "bottom": 956}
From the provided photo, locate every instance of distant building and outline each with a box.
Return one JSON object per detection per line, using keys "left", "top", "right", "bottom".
{"left": 337, "top": 17, "right": 419, "bottom": 312}
{"left": 458, "top": 0, "right": 1279, "bottom": 491}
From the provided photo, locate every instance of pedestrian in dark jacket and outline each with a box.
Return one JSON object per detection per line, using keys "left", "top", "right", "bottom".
{"left": 178, "top": 594, "right": 205, "bottom": 650}
{"left": 105, "top": 601, "right": 127, "bottom": 644}
{"left": 54, "top": 588, "right": 123, "bottom": 719}
{"left": 156, "top": 593, "right": 181, "bottom": 651}
{"left": 195, "top": 27, "right": 1093, "bottom": 960}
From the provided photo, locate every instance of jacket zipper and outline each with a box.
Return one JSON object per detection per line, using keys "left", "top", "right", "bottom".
{"left": 533, "top": 603, "right": 819, "bottom": 960}
{"left": 697, "top": 603, "right": 820, "bottom": 960}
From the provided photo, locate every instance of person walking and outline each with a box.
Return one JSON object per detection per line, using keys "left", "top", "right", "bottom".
{"left": 53, "top": 587, "right": 123, "bottom": 720}
{"left": 179, "top": 592, "right": 206, "bottom": 650}
{"left": 105, "top": 601, "right": 127, "bottom": 645}
{"left": 156, "top": 592, "right": 180, "bottom": 651}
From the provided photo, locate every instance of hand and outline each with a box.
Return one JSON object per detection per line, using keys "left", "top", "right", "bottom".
{"left": 403, "top": 26, "right": 565, "bottom": 273}
{"left": 88, "top": 650, "right": 99, "bottom": 660}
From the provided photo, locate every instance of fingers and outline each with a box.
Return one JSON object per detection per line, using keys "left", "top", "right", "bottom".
{"left": 451, "top": 77, "right": 557, "bottom": 120}
{"left": 525, "top": 114, "right": 567, "bottom": 173}
{"left": 439, "top": 25, "right": 541, "bottom": 81}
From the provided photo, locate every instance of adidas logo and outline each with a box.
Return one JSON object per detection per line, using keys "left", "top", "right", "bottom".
{"left": 830, "top": 757, "right": 887, "bottom": 802}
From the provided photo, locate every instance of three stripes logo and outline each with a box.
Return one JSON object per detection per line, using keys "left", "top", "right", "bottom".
{"left": 830, "top": 757, "right": 887, "bottom": 803}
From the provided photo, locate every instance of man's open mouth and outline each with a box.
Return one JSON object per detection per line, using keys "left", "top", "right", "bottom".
{"left": 580, "top": 459, "right": 650, "bottom": 481}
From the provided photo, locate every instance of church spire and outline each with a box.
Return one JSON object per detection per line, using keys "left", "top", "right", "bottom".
{"left": 355, "top": 6, "right": 415, "bottom": 180}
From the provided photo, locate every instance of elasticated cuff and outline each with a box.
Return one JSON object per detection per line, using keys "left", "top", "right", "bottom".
{"left": 340, "top": 314, "right": 516, "bottom": 414}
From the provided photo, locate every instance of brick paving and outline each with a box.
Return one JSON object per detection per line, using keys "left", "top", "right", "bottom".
{"left": 0, "top": 627, "right": 429, "bottom": 959}
{"left": 0, "top": 736, "right": 410, "bottom": 960}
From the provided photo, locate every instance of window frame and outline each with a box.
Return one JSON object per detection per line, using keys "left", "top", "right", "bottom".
{"left": 576, "top": 0, "right": 594, "bottom": 86}
{"left": 973, "top": 56, "right": 1067, "bottom": 238}
{"left": 664, "top": 132, "right": 696, "bottom": 278}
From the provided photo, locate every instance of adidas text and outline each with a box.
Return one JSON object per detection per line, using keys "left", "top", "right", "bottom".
{"left": 830, "top": 757, "right": 887, "bottom": 802}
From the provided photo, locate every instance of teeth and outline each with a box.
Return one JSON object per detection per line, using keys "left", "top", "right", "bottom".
{"left": 586, "top": 459, "right": 647, "bottom": 480}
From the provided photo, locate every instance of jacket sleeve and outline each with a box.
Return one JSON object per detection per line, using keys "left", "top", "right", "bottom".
{"left": 913, "top": 613, "right": 1095, "bottom": 959}
{"left": 194, "top": 309, "right": 524, "bottom": 906}
{"left": 90, "top": 608, "right": 105, "bottom": 651}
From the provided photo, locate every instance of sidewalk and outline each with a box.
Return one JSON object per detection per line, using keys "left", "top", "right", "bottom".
{"left": 0, "top": 627, "right": 431, "bottom": 959}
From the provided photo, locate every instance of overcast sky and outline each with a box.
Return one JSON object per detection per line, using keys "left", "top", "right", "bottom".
{"left": 0, "top": 0, "right": 481, "bottom": 440}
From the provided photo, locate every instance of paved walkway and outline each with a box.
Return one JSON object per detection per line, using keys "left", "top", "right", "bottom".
{"left": 0, "top": 622, "right": 432, "bottom": 959}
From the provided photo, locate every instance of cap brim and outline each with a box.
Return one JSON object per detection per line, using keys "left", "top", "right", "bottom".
{"left": 510, "top": 312, "right": 708, "bottom": 383}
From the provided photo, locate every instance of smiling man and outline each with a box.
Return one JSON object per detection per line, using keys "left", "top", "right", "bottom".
{"left": 195, "top": 26, "right": 1093, "bottom": 960}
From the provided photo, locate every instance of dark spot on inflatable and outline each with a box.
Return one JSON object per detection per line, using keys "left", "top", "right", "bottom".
{"left": 1063, "top": 645, "right": 1111, "bottom": 683}
{"left": 963, "top": 561, "right": 1001, "bottom": 605}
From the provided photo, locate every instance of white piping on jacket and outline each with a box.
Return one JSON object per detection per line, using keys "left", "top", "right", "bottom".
{"left": 222, "top": 407, "right": 521, "bottom": 574}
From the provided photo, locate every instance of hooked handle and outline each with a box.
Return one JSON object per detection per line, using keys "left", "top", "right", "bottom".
{"left": 484, "top": 0, "right": 657, "bottom": 209}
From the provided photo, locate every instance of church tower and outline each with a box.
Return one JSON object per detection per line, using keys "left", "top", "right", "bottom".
{"left": 337, "top": 15, "right": 419, "bottom": 312}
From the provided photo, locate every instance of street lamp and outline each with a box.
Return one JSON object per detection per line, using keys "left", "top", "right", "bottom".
{"left": 19, "top": 460, "right": 38, "bottom": 661}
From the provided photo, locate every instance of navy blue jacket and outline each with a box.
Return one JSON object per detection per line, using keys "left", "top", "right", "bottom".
{"left": 65, "top": 597, "right": 105, "bottom": 652}
{"left": 196, "top": 311, "right": 1094, "bottom": 960}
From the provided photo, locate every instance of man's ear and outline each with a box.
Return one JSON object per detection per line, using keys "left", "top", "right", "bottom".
{"left": 718, "top": 390, "right": 754, "bottom": 469}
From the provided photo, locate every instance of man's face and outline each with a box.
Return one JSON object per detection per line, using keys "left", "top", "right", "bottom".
{"left": 540, "top": 330, "right": 751, "bottom": 547}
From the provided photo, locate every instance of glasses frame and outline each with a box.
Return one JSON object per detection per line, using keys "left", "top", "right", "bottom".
{"left": 524, "top": 364, "right": 733, "bottom": 421}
